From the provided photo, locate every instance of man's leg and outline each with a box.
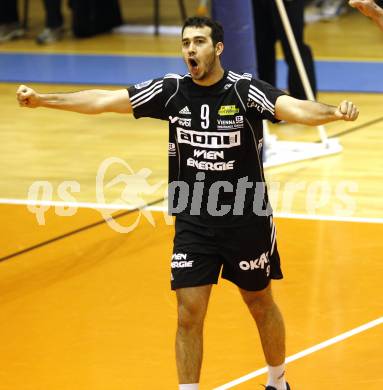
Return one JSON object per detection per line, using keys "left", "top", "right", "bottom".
{"left": 0, "top": 0, "right": 24, "bottom": 43}
{"left": 42, "top": 0, "right": 63, "bottom": 28}
{"left": 175, "top": 284, "right": 212, "bottom": 386}
{"left": 240, "top": 283, "right": 287, "bottom": 388}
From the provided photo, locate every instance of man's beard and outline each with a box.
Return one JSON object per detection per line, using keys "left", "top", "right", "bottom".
{"left": 193, "top": 54, "right": 216, "bottom": 80}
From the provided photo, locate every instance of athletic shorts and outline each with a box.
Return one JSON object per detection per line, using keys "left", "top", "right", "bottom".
{"left": 171, "top": 216, "right": 283, "bottom": 291}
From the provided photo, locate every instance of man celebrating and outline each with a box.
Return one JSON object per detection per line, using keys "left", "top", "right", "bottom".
{"left": 17, "top": 16, "right": 359, "bottom": 390}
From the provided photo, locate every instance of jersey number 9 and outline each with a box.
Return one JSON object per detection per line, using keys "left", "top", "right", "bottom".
{"left": 201, "top": 104, "right": 210, "bottom": 129}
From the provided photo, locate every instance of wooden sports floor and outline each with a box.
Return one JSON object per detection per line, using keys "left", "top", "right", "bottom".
{"left": 0, "top": 2, "right": 382, "bottom": 389}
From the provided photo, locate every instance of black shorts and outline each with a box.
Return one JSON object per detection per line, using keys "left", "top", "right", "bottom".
{"left": 171, "top": 216, "right": 283, "bottom": 291}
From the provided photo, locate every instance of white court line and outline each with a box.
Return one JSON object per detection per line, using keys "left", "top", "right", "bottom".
{"left": 0, "top": 198, "right": 140, "bottom": 211}
{"left": 269, "top": 211, "right": 383, "bottom": 224}
{"left": 1, "top": 198, "right": 383, "bottom": 224}
{"left": 213, "top": 317, "right": 383, "bottom": 390}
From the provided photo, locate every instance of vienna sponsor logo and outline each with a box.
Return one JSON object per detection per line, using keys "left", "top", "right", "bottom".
{"left": 239, "top": 252, "right": 270, "bottom": 272}
{"left": 177, "top": 128, "right": 241, "bottom": 149}
{"left": 218, "top": 119, "right": 236, "bottom": 126}
{"left": 217, "top": 116, "right": 244, "bottom": 130}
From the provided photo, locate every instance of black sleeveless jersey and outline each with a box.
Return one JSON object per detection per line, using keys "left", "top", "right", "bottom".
{"left": 128, "top": 71, "right": 286, "bottom": 226}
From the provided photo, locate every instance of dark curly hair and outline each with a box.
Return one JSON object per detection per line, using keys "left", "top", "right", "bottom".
{"left": 182, "top": 16, "right": 224, "bottom": 46}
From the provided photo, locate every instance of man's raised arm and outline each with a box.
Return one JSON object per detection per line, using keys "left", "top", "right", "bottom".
{"left": 349, "top": 0, "right": 383, "bottom": 31}
{"left": 16, "top": 85, "right": 133, "bottom": 114}
{"left": 275, "top": 95, "right": 359, "bottom": 126}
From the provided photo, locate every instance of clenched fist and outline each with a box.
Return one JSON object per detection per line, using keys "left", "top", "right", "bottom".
{"left": 334, "top": 100, "right": 359, "bottom": 121}
{"left": 17, "top": 85, "right": 41, "bottom": 108}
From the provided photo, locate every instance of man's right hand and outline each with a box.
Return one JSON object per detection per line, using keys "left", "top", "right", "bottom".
{"left": 17, "top": 85, "right": 40, "bottom": 108}
{"left": 16, "top": 86, "right": 132, "bottom": 114}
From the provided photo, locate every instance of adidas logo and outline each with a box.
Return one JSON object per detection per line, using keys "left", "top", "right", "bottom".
{"left": 179, "top": 106, "right": 191, "bottom": 115}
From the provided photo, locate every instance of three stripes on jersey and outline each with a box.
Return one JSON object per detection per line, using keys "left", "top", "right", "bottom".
{"left": 227, "top": 71, "right": 275, "bottom": 116}
{"left": 131, "top": 71, "right": 275, "bottom": 115}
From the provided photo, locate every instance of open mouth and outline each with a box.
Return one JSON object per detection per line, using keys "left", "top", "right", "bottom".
{"left": 188, "top": 58, "right": 199, "bottom": 71}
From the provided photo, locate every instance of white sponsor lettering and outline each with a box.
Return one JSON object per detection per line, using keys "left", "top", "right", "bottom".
{"left": 177, "top": 128, "right": 241, "bottom": 149}
{"left": 193, "top": 150, "right": 224, "bottom": 160}
{"left": 187, "top": 158, "right": 235, "bottom": 171}
{"left": 171, "top": 260, "right": 194, "bottom": 268}
{"left": 169, "top": 115, "right": 191, "bottom": 127}
{"left": 247, "top": 100, "right": 265, "bottom": 113}
{"left": 217, "top": 119, "right": 236, "bottom": 126}
{"left": 172, "top": 253, "right": 187, "bottom": 260}
{"left": 169, "top": 117, "right": 191, "bottom": 127}
{"left": 239, "top": 252, "right": 269, "bottom": 271}
{"left": 178, "top": 118, "right": 192, "bottom": 127}
{"left": 217, "top": 118, "right": 243, "bottom": 130}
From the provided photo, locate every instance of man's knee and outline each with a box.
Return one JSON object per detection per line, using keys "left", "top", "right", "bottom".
{"left": 177, "top": 300, "right": 206, "bottom": 330}
{"left": 176, "top": 286, "right": 211, "bottom": 330}
{"left": 240, "top": 284, "right": 275, "bottom": 315}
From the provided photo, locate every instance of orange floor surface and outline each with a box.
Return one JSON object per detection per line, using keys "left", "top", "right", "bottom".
{"left": 0, "top": 205, "right": 381, "bottom": 389}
